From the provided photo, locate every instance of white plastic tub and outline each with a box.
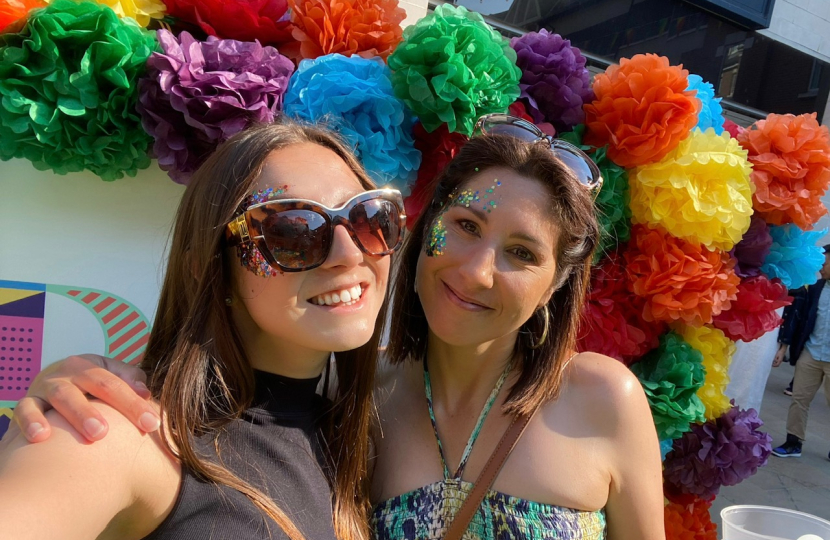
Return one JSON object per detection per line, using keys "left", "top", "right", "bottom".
{"left": 721, "top": 505, "right": 830, "bottom": 540}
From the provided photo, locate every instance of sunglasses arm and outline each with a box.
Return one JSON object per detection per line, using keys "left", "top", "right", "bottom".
{"left": 226, "top": 215, "right": 250, "bottom": 247}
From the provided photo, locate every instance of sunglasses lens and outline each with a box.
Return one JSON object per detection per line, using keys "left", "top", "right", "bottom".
{"left": 554, "top": 146, "right": 601, "bottom": 189}
{"left": 260, "top": 209, "right": 330, "bottom": 269}
{"left": 349, "top": 198, "right": 402, "bottom": 255}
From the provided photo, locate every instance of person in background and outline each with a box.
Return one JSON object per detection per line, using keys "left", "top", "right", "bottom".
{"left": 771, "top": 244, "right": 830, "bottom": 460}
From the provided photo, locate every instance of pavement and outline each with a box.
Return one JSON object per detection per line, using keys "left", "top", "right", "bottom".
{"left": 710, "top": 361, "right": 830, "bottom": 532}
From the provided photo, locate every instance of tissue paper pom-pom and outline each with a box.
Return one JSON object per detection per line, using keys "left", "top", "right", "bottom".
{"left": 687, "top": 75, "right": 723, "bottom": 135}
{"left": 624, "top": 225, "right": 741, "bottom": 326}
{"left": 713, "top": 276, "right": 792, "bottom": 342}
{"left": 285, "top": 53, "right": 421, "bottom": 189}
{"left": 137, "top": 30, "right": 294, "bottom": 184}
{"left": 577, "top": 253, "right": 664, "bottom": 364}
{"left": 663, "top": 404, "right": 772, "bottom": 498}
{"left": 509, "top": 29, "right": 593, "bottom": 133}
{"left": 738, "top": 113, "right": 830, "bottom": 229}
{"left": 731, "top": 216, "right": 772, "bottom": 278}
{"left": 664, "top": 496, "right": 718, "bottom": 540}
{"left": 388, "top": 4, "right": 521, "bottom": 136}
{"left": 404, "top": 123, "right": 467, "bottom": 223}
{"left": 723, "top": 119, "right": 746, "bottom": 139}
{"left": 674, "top": 324, "right": 735, "bottom": 420}
{"left": 761, "top": 224, "right": 827, "bottom": 289}
{"left": 288, "top": 0, "right": 405, "bottom": 61}
{"left": 162, "top": 0, "right": 293, "bottom": 46}
{"left": 0, "top": 0, "right": 44, "bottom": 33}
{"left": 86, "top": 0, "right": 166, "bottom": 27}
{"left": 0, "top": 0, "right": 155, "bottom": 180}
{"left": 584, "top": 54, "right": 700, "bottom": 168}
{"left": 560, "top": 125, "right": 631, "bottom": 260}
{"left": 629, "top": 128, "right": 754, "bottom": 251}
{"left": 660, "top": 439, "right": 675, "bottom": 461}
{"left": 630, "top": 332, "right": 706, "bottom": 441}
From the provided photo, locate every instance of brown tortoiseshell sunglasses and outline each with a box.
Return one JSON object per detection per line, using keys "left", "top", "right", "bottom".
{"left": 226, "top": 189, "right": 406, "bottom": 272}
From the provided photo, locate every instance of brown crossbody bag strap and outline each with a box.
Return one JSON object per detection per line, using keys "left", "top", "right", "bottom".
{"left": 442, "top": 411, "right": 536, "bottom": 540}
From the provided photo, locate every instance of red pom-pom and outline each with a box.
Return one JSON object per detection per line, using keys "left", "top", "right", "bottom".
{"left": 508, "top": 101, "right": 555, "bottom": 136}
{"left": 162, "top": 0, "right": 294, "bottom": 46}
{"left": 664, "top": 495, "right": 718, "bottom": 540}
{"left": 624, "top": 225, "right": 740, "bottom": 326}
{"left": 712, "top": 275, "right": 792, "bottom": 341}
{"left": 723, "top": 119, "right": 746, "bottom": 139}
{"left": 577, "top": 253, "right": 664, "bottom": 363}
{"left": 0, "top": 0, "right": 44, "bottom": 33}
{"left": 404, "top": 123, "right": 468, "bottom": 225}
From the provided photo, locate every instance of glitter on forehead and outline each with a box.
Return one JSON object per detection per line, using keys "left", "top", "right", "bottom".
{"left": 424, "top": 179, "right": 504, "bottom": 257}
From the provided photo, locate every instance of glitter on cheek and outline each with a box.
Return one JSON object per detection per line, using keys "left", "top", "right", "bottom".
{"left": 237, "top": 244, "right": 281, "bottom": 278}
{"left": 426, "top": 215, "right": 447, "bottom": 257}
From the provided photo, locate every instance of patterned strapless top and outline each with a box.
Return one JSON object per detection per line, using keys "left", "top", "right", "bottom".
{"left": 370, "top": 360, "right": 607, "bottom": 540}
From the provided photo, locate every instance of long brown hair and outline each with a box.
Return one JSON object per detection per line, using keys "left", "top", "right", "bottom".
{"left": 142, "top": 120, "right": 383, "bottom": 540}
{"left": 388, "top": 135, "right": 599, "bottom": 416}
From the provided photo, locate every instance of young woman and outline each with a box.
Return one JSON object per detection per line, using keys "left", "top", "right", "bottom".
{"left": 11, "top": 116, "right": 664, "bottom": 539}
{"left": 0, "top": 120, "right": 405, "bottom": 540}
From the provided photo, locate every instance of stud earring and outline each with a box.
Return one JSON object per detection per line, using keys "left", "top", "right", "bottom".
{"left": 224, "top": 296, "right": 233, "bottom": 306}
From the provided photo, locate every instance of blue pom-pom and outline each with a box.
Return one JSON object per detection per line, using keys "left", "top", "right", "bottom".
{"left": 761, "top": 225, "right": 827, "bottom": 289}
{"left": 660, "top": 439, "right": 674, "bottom": 461}
{"left": 687, "top": 74, "right": 724, "bottom": 136}
{"left": 284, "top": 54, "right": 421, "bottom": 192}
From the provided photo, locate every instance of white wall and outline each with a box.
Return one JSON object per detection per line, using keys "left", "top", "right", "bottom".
{"left": 760, "top": 0, "right": 830, "bottom": 63}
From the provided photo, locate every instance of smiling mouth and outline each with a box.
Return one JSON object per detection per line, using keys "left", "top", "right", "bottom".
{"left": 308, "top": 284, "right": 366, "bottom": 307}
{"left": 442, "top": 281, "right": 491, "bottom": 311}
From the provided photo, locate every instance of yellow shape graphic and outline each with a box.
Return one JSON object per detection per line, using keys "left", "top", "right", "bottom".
{"left": 0, "top": 288, "right": 41, "bottom": 306}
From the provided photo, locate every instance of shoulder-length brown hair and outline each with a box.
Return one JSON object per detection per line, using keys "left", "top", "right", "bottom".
{"left": 388, "top": 134, "right": 598, "bottom": 416}
{"left": 142, "top": 119, "right": 383, "bottom": 540}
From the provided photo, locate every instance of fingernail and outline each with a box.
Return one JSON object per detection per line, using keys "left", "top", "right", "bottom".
{"left": 139, "top": 412, "right": 160, "bottom": 432}
{"left": 27, "top": 422, "right": 44, "bottom": 440}
{"left": 84, "top": 418, "right": 105, "bottom": 439}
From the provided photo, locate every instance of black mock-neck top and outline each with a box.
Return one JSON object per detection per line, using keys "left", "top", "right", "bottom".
{"left": 143, "top": 369, "right": 337, "bottom": 540}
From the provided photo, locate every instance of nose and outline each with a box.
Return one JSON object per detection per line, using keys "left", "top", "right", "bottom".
{"left": 321, "top": 224, "right": 363, "bottom": 269}
{"left": 457, "top": 245, "right": 495, "bottom": 290}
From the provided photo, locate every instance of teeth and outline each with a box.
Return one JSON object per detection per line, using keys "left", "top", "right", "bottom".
{"left": 312, "top": 285, "right": 363, "bottom": 307}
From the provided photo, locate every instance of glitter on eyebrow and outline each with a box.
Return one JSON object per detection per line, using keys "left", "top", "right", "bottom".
{"left": 242, "top": 184, "right": 289, "bottom": 209}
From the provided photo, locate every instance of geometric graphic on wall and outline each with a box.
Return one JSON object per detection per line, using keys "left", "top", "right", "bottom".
{"left": 0, "top": 280, "right": 150, "bottom": 439}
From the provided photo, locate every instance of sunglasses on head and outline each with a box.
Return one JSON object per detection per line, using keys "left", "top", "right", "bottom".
{"left": 226, "top": 189, "right": 406, "bottom": 273}
{"left": 473, "top": 113, "right": 603, "bottom": 194}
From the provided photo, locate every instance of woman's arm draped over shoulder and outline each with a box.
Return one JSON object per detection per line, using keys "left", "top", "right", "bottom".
{"left": 13, "top": 354, "right": 158, "bottom": 443}
{"left": 0, "top": 400, "right": 179, "bottom": 540}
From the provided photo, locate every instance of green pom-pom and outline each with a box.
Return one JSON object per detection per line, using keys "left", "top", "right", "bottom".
{"left": 388, "top": 4, "right": 521, "bottom": 136}
{"left": 560, "top": 124, "right": 631, "bottom": 262}
{"left": 0, "top": 0, "right": 157, "bottom": 181}
{"left": 630, "top": 332, "right": 706, "bottom": 441}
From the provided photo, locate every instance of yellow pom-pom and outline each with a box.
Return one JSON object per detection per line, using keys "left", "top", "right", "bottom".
{"left": 674, "top": 324, "right": 735, "bottom": 420}
{"left": 48, "top": 0, "right": 166, "bottom": 26}
{"left": 630, "top": 128, "right": 754, "bottom": 251}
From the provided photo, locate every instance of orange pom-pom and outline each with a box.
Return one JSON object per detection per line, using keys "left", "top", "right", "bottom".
{"left": 625, "top": 225, "right": 740, "bottom": 326}
{"left": 288, "top": 0, "right": 405, "bottom": 61}
{"left": 0, "top": 0, "right": 44, "bottom": 33}
{"left": 584, "top": 54, "right": 700, "bottom": 168}
{"left": 737, "top": 112, "right": 830, "bottom": 229}
{"left": 664, "top": 495, "right": 718, "bottom": 540}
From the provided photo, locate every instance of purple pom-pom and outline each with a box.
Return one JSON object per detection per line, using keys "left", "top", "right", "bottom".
{"left": 509, "top": 29, "right": 593, "bottom": 133}
{"left": 138, "top": 30, "right": 295, "bottom": 184}
{"left": 731, "top": 216, "right": 773, "bottom": 278}
{"left": 663, "top": 404, "right": 772, "bottom": 499}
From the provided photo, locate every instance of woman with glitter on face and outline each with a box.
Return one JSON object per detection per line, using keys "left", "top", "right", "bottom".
{"left": 12, "top": 115, "right": 663, "bottom": 539}
{"left": 0, "top": 120, "right": 404, "bottom": 540}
